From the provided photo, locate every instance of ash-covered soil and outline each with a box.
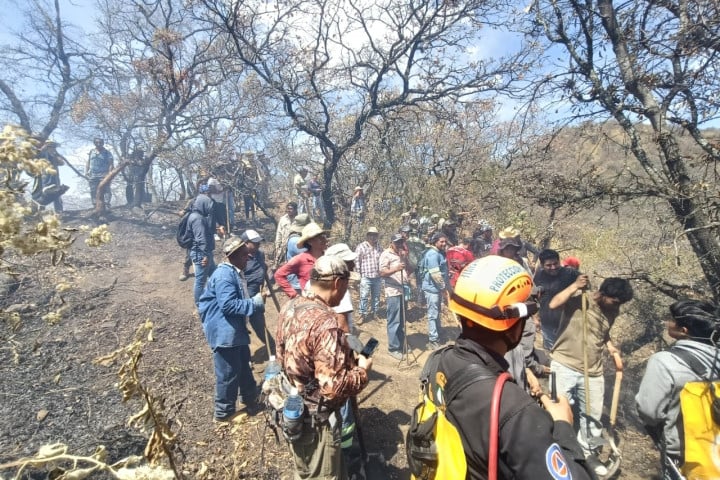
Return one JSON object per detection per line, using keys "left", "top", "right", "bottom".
{"left": 0, "top": 205, "right": 661, "bottom": 479}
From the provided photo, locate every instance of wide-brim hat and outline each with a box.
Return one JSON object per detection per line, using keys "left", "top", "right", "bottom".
{"left": 223, "top": 236, "right": 246, "bottom": 256}
{"left": 297, "top": 222, "right": 328, "bottom": 248}
{"left": 325, "top": 243, "right": 358, "bottom": 262}
{"left": 498, "top": 226, "right": 521, "bottom": 239}
{"left": 366, "top": 227, "right": 379, "bottom": 234}
{"left": 354, "top": 186, "right": 363, "bottom": 191}
{"left": 290, "top": 213, "right": 311, "bottom": 233}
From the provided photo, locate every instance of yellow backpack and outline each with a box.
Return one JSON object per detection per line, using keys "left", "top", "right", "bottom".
{"left": 406, "top": 346, "right": 510, "bottom": 480}
{"left": 672, "top": 347, "right": 720, "bottom": 479}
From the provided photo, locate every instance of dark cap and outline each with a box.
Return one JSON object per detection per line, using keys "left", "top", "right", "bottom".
{"left": 499, "top": 237, "right": 522, "bottom": 249}
{"left": 391, "top": 233, "right": 405, "bottom": 243}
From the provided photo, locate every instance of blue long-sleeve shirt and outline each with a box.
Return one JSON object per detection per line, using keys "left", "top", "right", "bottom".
{"left": 198, "top": 262, "right": 259, "bottom": 349}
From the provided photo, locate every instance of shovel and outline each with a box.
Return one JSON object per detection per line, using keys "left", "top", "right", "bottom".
{"left": 603, "top": 352, "right": 623, "bottom": 478}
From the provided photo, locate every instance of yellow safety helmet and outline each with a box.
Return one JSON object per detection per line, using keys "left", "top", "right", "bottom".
{"left": 449, "top": 256, "right": 536, "bottom": 331}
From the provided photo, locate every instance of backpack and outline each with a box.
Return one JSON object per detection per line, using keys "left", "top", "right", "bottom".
{"left": 176, "top": 210, "right": 194, "bottom": 249}
{"left": 671, "top": 347, "right": 720, "bottom": 479}
{"left": 406, "top": 346, "right": 511, "bottom": 480}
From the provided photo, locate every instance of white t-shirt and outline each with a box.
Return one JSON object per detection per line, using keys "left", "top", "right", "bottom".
{"left": 304, "top": 279, "right": 354, "bottom": 315}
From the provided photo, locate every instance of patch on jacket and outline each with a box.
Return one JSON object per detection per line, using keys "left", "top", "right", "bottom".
{"left": 545, "top": 443, "right": 572, "bottom": 480}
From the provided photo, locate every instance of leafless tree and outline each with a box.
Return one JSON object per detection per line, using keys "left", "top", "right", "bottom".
{"left": 0, "top": 0, "right": 90, "bottom": 142}
{"left": 200, "top": 0, "right": 530, "bottom": 226}
{"left": 524, "top": 0, "right": 720, "bottom": 299}
{"left": 74, "top": 0, "right": 230, "bottom": 210}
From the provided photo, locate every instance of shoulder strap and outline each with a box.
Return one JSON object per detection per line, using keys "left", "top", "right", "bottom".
{"left": 444, "top": 363, "right": 496, "bottom": 406}
{"left": 671, "top": 346, "right": 708, "bottom": 379}
{"left": 489, "top": 372, "right": 511, "bottom": 480}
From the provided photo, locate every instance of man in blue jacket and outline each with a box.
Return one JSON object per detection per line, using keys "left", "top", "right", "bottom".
{"left": 189, "top": 188, "right": 217, "bottom": 304}
{"left": 199, "top": 236, "right": 265, "bottom": 422}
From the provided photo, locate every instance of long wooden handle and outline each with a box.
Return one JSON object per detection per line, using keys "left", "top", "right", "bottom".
{"left": 610, "top": 371, "right": 622, "bottom": 426}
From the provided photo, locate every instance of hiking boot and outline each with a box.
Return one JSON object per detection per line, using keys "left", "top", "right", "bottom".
{"left": 585, "top": 455, "right": 608, "bottom": 477}
{"left": 213, "top": 411, "right": 247, "bottom": 424}
{"left": 426, "top": 341, "right": 440, "bottom": 351}
{"left": 388, "top": 350, "right": 403, "bottom": 361}
{"left": 178, "top": 271, "right": 190, "bottom": 281}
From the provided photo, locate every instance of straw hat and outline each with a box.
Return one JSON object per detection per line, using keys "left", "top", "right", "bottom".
{"left": 498, "top": 226, "right": 521, "bottom": 239}
{"left": 297, "top": 222, "right": 327, "bottom": 248}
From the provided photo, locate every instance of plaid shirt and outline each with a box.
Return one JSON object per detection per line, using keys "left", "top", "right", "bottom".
{"left": 355, "top": 240, "right": 382, "bottom": 278}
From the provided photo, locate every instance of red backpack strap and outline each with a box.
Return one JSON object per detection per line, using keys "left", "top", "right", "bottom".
{"left": 488, "top": 372, "right": 512, "bottom": 480}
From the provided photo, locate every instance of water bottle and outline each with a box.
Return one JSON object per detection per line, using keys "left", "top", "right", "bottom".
{"left": 262, "top": 355, "right": 281, "bottom": 394}
{"left": 282, "top": 387, "right": 305, "bottom": 442}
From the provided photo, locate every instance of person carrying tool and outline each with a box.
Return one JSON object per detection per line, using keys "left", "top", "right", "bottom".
{"left": 379, "top": 234, "right": 413, "bottom": 360}
{"left": 198, "top": 237, "right": 266, "bottom": 422}
{"left": 276, "top": 255, "right": 373, "bottom": 479}
{"left": 241, "top": 229, "right": 275, "bottom": 354}
{"left": 636, "top": 299, "right": 720, "bottom": 479}
{"left": 413, "top": 256, "right": 594, "bottom": 479}
{"left": 549, "top": 274, "right": 633, "bottom": 476}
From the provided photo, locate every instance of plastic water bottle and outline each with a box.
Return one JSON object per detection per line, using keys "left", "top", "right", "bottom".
{"left": 262, "top": 355, "right": 281, "bottom": 393}
{"left": 282, "top": 387, "right": 305, "bottom": 442}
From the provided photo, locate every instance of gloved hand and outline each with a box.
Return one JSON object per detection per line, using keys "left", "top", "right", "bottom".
{"left": 252, "top": 292, "right": 265, "bottom": 310}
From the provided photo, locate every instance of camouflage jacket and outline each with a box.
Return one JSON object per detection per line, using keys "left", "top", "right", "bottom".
{"left": 276, "top": 295, "right": 368, "bottom": 411}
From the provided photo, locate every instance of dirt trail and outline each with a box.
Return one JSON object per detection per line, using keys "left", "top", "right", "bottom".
{"left": 0, "top": 208, "right": 661, "bottom": 479}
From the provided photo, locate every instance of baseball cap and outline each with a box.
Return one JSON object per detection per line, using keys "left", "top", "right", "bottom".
{"left": 241, "top": 229, "right": 263, "bottom": 243}
{"left": 499, "top": 236, "right": 522, "bottom": 249}
{"left": 311, "top": 255, "right": 350, "bottom": 281}
{"left": 325, "top": 243, "right": 358, "bottom": 262}
{"left": 391, "top": 233, "right": 405, "bottom": 243}
{"left": 223, "top": 236, "right": 246, "bottom": 256}
{"left": 399, "top": 225, "right": 411, "bottom": 233}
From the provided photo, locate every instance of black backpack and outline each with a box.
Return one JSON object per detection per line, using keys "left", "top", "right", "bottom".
{"left": 176, "top": 210, "right": 194, "bottom": 249}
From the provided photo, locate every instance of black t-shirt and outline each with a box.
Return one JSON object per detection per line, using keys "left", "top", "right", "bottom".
{"left": 533, "top": 267, "right": 579, "bottom": 347}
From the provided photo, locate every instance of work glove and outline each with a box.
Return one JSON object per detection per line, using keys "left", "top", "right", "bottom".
{"left": 252, "top": 292, "right": 265, "bottom": 311}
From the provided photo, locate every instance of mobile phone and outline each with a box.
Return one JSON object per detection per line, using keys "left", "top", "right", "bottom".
{"left": 550, "top": 372, "right": 557, "bottom": 403}
{"left": 360, "top": 338, "right": 379, "bottom": 358}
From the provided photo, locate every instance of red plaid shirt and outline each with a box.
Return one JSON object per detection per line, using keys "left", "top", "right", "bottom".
{"left": 355, "top": 241, "right": 382, "bottom": 278}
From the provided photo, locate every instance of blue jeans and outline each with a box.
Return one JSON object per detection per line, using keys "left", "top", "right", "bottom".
{"left": 213, "top": 345, "right": 257, "bottom": 419}
{"left": 192, "top": 248, "right": 215, "bottom": 305}
{"left": 551, "top": 360, "right": 604, "bottom": 455}
{"left": 386, "top": 295, "right": 404, "bottom": 352}
{"left": 359, "top": 277, "right": 381, "bottom": 317}
{"left": 424, "top": 291, "right": 441, "bottom": 343}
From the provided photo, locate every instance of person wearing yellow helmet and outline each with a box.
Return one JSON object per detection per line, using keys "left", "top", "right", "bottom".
{"left": 418, "top": 256, "right": 594, "bottom": 479}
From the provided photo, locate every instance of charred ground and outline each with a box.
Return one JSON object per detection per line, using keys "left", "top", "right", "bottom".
{"left": 1, "top": 207, "right": 661, "bottom": 479}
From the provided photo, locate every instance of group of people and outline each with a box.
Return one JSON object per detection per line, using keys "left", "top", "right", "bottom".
{"left": 187, "top": 192, "right": 719, "bottom": 480}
